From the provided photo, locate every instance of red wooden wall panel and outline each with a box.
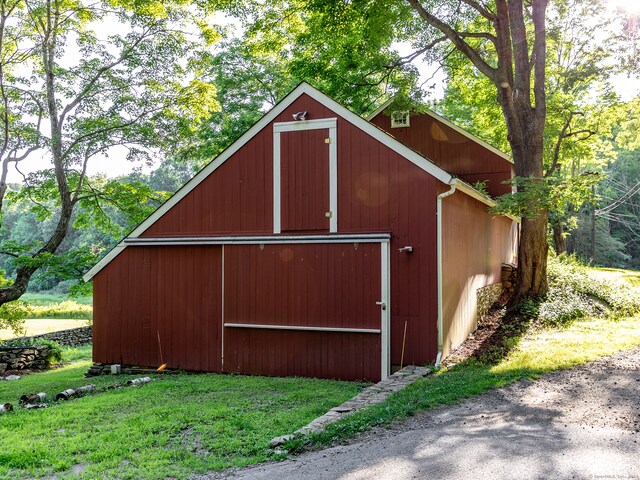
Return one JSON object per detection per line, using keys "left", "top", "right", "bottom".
{"left": 224, "top": 243, "right": 380, "bottom": 329}
{"left": 281, "top": 129, "right": 330, "bottom": 232}
{"left": 92, "top": 246, "right": 222, "bottom": 371}
{"left": 224, "top": 330, "right": 381, "bottom": 382}
{"left": 371, "top": 113, "right": 513, "bottom": 197}
{"left": 223, "top": 243, "right": 382, "bottom": 381}
{"left": 335, "top": 116, "right": 439, "bottom": 365}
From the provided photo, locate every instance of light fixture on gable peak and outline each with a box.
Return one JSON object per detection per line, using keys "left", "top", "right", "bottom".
{"left": 292, "top": 111, "right": 307, "bottom": 121}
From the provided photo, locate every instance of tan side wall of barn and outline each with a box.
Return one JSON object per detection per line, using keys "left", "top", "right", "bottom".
{"left": 441, "top": 190, "right": 518, "bottom": 357}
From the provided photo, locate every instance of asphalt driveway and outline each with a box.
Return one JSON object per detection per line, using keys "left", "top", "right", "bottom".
{"left": 214, "top": 347, "right": 640, "bottom": 480}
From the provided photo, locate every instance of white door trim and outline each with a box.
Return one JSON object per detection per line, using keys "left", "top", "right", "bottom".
{"left": 380, "top": 240, "right": 391, "bottom": 380}
{"left": 273, "top": 117, "right": 338, "bottom": 234}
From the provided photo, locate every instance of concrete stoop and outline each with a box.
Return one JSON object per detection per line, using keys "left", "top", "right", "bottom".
{"left": 270, "top": 365, "right": 432, "bottom": 448}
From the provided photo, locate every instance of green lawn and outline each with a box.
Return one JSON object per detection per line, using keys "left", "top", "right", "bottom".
{"left": 0, "top": 347, "right": 366, "bottom": 479}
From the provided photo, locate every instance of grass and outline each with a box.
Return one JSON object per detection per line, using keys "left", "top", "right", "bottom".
{"left": 25, "top": 301, "right": 93, "bottom": 320}
{"left": 9, "top": 294, "right": 94, "bottom": 322}
{"left": 0, "top": 347, "right": 366, "bottom": 479}
{"left": 21, "top": 294, "right": 93, "bottom": 306}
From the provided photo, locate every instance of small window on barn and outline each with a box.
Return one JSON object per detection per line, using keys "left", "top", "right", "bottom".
{"left": 391, "top": 110, "right": 410, "bottom": 128}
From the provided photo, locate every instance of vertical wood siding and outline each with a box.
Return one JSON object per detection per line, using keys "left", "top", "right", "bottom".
{"left": 134, "top": 93, "right": 440, "bottom": 366}
{"left": 335, "top": 116, "right": 438, "bottom": 366}
{"left": 371, "top": 113, "right": 514, "bottom": 197}
{"left": 281, "top": 129, "right": 330, "bottom": 232}
{"left": 440, "top": 190, "right": 517, "bottom": 356}
{"left": 223, "top": 243, "right": 382, "bottom": 381}
{"left": 93, "top": 246, "right": 222, "bottom": 371}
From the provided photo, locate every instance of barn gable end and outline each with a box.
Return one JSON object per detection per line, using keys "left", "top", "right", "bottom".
{"left": 370, "top": 106, "right": 514, "bottom": 197}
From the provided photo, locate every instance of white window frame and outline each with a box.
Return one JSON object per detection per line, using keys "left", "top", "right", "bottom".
{"left": 391, "top": 110, "right": 410, "bottom": 128}
{"left": 273, "top": 118, "right": 338, "bottom": 234}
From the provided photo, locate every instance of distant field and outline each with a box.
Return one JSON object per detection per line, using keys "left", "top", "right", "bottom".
{"left": 0, "top": 294, "right": 92, "bottom": 340}
{"left": 592, "top": 267, "right": 640, "bottom": 286}
{"left": 20, "top": 293, "right": 92, "bottom": 306}
{"left": 0, "top": 319, "right": 88, "bottom": 340}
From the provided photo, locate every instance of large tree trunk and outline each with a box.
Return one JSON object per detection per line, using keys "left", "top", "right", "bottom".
{"left": 512, "top": 215, "right": 549, "bottom": 306}
{"left": 0, "top": 5, "right": 72, "bottom": 308}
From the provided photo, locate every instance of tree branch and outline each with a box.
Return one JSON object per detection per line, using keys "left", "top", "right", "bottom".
{"left": 460, "top": 0, "right": 496, "bottom": 21}
{"left": 405, "top": 0, "right": 498, "bottom": 82}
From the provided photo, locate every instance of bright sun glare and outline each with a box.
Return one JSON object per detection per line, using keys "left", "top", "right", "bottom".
{"left": 610, "top": 0, "right": 640, "bottom": 15}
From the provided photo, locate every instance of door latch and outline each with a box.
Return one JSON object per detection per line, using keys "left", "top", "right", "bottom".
{"left": 376, "top": 301, "right": 387, "bottom": 310}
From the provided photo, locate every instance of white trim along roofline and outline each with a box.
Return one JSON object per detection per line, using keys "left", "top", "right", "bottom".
{"left": 366, "top": 99, "right": 513, "bottom": 164}
{"left": 83, "top": 82, "right": 514, "bottom": 282}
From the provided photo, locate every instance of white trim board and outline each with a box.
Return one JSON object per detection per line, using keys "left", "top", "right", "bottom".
{"left": 123, "top": 233, "right": 391, "bottom": 246}
{"left": 366, "top": 99, "right": 513, "bottom": 164}
{"left": 224, "top": 323, "right": 381, "bottom": 334}
{"left": 380, "top": 240, "right": 390, "bottom": 380}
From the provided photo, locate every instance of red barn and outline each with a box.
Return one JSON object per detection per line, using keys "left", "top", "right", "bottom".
{"left": 84, "top": 83, "right": 518, "bottom": 382}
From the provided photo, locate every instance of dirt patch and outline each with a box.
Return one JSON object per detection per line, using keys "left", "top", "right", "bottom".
{"left": 443, "top": 295, "right": 531, "bottom": 367}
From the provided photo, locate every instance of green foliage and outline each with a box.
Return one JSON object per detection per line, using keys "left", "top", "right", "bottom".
{"left": 492, "top": 173, "right": 602, "bottom": 219}
{"left": 0, "top": 301, "right": 30, "bottom": 337}
{"left": 36, "top": 339, "right": 64, "bottom": 364}
{"left": 522, "top": 254, "right": 640, "bottom": 327}
{"left": 0, "top": 0, "right": 228, "bottom": 305}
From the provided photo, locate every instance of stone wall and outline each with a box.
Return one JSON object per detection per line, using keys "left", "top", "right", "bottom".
{"left": 0, "top": 345, "right": 52, "bottom": 372}
{"left": 9, "top": 326, "right": 92, "bottom": 347}
{"left": 476, "top": 283, "right": 503, "bottom": 320}
{"left": 501, "top": 263, "right": 517, "bottom": 295}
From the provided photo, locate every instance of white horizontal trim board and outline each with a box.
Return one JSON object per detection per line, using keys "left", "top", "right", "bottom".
{"left": 224, "top": 323, "right": 381, "bottom": 334}
{"left": 123, "top": 233, "right": 391, "bottom": 246}
{"left": 273, "top": 118, "right": 337, "bottom": 132}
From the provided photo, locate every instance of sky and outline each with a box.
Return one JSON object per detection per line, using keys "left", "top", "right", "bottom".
{"left": 6, "top": 1, "right": 640, "bottom": 184}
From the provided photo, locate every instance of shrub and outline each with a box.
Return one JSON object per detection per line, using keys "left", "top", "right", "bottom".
{"left": 526, "top": 254, "right": 640, "bottom": 327}
{"left": 35, "top": 339, "right": 64, "bottom": 364}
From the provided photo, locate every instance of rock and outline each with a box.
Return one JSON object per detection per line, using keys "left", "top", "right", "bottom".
{"left": 270, "top": 434, "right": 296, "bottom": 448}
{"left": 5, "top": 375, "right": 21, "bottom": 381}
{"left": 330, "top": 406, "right": 354, "bottom": 413}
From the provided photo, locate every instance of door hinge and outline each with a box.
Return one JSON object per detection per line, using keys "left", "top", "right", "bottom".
{"left": 325, "top": 211, "right": 333, "bottom": 218}
{"left": 324, "top": 138, "right": 332, "bottom": 144}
